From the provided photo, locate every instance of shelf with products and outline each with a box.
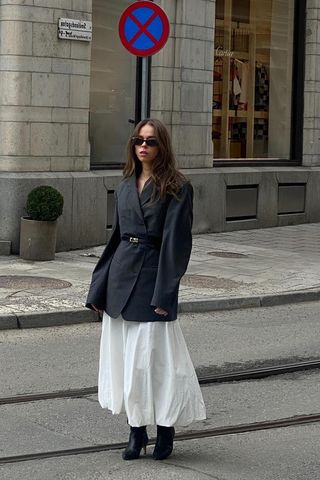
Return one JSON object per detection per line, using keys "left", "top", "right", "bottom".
{"left": 213, "top": 110, "right": 268, "bottom": 119}
{"left": 212, "top": 0, "right": 270, "bottom": 159}
{"left": 215, "top": 18, "right": 270, "bottom": 35}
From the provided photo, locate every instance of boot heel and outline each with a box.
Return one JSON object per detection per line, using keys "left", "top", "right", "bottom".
{"left": 143, "top": 431, "right": 148, "bottom": 455}
{"left": 122, "top": 426, "right": 148, "bottom": 461}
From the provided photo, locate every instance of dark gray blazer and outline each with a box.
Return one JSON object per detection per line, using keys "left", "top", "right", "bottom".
{"left": 85, "top": 175, "right": 193, "bottom": 322}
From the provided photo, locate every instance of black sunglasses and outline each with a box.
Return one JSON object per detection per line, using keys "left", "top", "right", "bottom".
{"left": 131, "top": 137, "right": 159, "bottom": 147}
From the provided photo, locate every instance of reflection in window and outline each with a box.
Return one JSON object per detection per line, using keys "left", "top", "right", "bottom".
{"left": 213, "top": 0, "right": 295, "bottom": 160}
{"left": 90, "top": 0, "right": 136, "bottom": 166}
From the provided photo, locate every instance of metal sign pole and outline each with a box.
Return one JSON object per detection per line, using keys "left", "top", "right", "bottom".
{"left": 141, "top": 56, "right": 149, "bottom": 120}
{"left": 119, "top": 1, "right": 169, "bottom": 123}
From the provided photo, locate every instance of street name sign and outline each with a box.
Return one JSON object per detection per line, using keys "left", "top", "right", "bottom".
{"left": 58, "top": 18, "right": 92, "bottom": 42}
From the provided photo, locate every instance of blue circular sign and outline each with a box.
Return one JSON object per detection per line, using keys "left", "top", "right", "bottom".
{"left": 119, "top": 1, "right": 170, "bottom": 57}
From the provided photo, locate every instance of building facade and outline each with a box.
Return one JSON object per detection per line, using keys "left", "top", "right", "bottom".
{"left": 0, "top": 0, "right": 319, "bottom": 255}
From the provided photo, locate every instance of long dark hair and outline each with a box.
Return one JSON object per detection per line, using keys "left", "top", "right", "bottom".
{"left": 123, "top": 118, "right": 187, "bottom": 200}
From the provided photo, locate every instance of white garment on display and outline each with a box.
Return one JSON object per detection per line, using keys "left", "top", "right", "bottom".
{"left": 233, "top": 73, "right": 242, "bottom": 97}
{"left": 98, "top": 313, "right": 207, "bottom": 427}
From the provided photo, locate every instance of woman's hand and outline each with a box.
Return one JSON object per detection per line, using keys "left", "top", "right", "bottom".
{"left": 92, "top": 305, "right": 103, "bottom": 316}
{"left": 154, "top": 307, "right": 168, "bottom": 316}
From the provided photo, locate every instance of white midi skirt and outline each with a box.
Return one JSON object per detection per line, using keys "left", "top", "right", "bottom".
{"left": 98, "top": 313, "right": 206, "bottom": 427}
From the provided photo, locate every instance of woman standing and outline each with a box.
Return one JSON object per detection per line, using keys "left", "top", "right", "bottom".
{"left": 86, "top": 118, "right": 206, "bottom": 461}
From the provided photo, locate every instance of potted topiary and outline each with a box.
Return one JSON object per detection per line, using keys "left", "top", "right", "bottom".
{"left": 20, "top": 185, "right": 64, "bottom": 261}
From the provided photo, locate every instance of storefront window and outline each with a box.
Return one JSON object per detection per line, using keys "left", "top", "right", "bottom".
{"left": 213, "top": 0, "right": 295, "bottom": 160}
{"left": 90, "top": 0, "right": 136, "bottom": 166}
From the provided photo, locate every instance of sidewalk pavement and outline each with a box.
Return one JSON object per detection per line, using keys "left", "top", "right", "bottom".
{"left": 1, "top": 223, "right": 320, "bottom": 329}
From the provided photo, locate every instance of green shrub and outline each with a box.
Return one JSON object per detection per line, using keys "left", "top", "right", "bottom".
{"left": 26, "top": 185, "right": 64, "bottom": 221}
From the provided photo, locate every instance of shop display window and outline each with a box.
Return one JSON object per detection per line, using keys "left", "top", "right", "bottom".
{"left": 90, "top": 0, "right": 136, "bottom": 167}
{"left": 213, "top": 0, "right": 295, "bottom": 161}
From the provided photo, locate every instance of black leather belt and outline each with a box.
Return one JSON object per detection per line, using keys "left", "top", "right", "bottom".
{"left": 122, "top": 233, "right": 161, "bottom": 250}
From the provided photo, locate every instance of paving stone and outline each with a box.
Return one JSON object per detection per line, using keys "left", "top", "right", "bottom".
{"left": 0, "top": 224, "right": 320, "bottom": 325}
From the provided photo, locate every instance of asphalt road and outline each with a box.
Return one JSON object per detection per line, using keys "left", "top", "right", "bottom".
{"left": 1, "top": 301, "right": 320, "bottom": 479}
{"left": 1, "top": 301, "right": 320, "bottom": 396}
{"left": 1, "top": 369, "right": 320, "bottom": 455}
{"left": 1, "top": 424, "right": 319, "bottom": 480}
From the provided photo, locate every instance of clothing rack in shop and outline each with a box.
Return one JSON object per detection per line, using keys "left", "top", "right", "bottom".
{"left": 213, "top": 0, "right": 270, "bottom": 159}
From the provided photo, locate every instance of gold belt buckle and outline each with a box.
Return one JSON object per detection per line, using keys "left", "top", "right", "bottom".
{"left": 129, "top": 236, "right": 139, "bottom": 244}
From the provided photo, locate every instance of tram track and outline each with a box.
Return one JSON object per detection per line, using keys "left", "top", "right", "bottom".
{"left": 1, "top": 358, "right": 319, "bottom": 406}
{"left": 1, "top": 359, "right": 320, "bottom": 465}
{"left": 0, "top": 413, "right": 319, "bottom": 464}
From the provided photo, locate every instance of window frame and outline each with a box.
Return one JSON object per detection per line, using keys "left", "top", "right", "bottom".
{"left": 213, "top": 0, "right": 306, "bottom": 167}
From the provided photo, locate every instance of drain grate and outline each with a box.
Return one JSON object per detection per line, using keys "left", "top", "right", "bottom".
{"left": 181, "top": 274, "right": 244, "bottom": 289}
{"left": 207, "top": 251, "right": 247, "bottom": 259}
{"left": 0, "top": 276, "right": 72, "bottom": 290}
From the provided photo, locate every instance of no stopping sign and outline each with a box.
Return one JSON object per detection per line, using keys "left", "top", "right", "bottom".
{"left": 119, "top": 1, "right": 170, "bottom": 57}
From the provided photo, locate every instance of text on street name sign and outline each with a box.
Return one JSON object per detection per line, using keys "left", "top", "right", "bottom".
{"left": 58, "top": 18, "right": 92, "bottom": 42}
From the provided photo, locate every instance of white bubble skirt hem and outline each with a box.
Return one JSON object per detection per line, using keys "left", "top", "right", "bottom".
{"left": 98, "top": 313, "right": 206, "bottom": 427}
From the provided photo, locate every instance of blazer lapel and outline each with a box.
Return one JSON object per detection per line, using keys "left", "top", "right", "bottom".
{"left": 140, "top": 178, "right": 154, "bottom": 206}
{"left": 126, "top": 175, "right": 147, "bottom": 230}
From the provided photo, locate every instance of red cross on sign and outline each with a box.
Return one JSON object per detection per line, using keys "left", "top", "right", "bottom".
{"left": 119, "top": 1, "right": 170, "bottom": 57}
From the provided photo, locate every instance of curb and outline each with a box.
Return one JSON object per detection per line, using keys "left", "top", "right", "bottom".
{"left": 0, "top": 309, "right": 98, "bottom": 330}
{"left": 179, "top": 289, "right": 320, "bottom": 313}
{"left": 0, "top": 314, "right": 18, "bottom": 330}
{"left": 178, "top": 296, "right": 261, "bottom": 313}
{"left": 1, "top": 289, "right": 320, "bottom": 330}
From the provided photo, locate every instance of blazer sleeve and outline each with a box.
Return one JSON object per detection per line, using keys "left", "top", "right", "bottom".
{"left": 151, "top": 182, "right": 193, "bottom": 312}
{"left": 85, "top": 191, "right": 120, "bottom": 311}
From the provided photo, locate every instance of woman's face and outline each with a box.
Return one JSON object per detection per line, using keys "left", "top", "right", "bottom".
{"left": 135, "top": 124, "right": 159, "bottom": 166}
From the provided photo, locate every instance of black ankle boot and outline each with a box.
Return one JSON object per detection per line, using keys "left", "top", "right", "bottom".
{"left": 153, "top": 425, "right": 175, "bottom": 460}
{"left": 122, "top": 426, "right": 148, "bottom": 460}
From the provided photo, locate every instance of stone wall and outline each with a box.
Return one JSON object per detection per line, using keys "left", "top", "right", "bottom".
{"left": 0, "top": 0, "right": 92, "bottom": 172}
{"left": 150, "top": 0, "right": 214, "bottom": 168}
{"left": 303, "top": 0, "right": 320, "bottom": 166}
{"left": 2, "top": 0, "right": 320, "bottom": 254}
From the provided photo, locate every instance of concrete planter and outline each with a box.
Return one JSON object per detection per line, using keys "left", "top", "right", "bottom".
{"left": 20, "top": 217, "right": 58, "bottom": 261}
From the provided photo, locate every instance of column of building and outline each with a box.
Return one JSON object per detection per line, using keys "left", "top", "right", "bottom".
{"left": 0, "top": 0, "right": 92, "bottom": 173}
{"left": 0, "top": 0, "right": 93, "bottom": 253}
{"left": 151, "top": 0, "right": 215, "bottom": 168}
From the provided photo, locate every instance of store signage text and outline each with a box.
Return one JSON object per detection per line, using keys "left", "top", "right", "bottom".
{"left": 58, "top": 18, "right": 92, "bottom": 42}
{"left": 215, "top": 46, "right": 234, "bottom": 58}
